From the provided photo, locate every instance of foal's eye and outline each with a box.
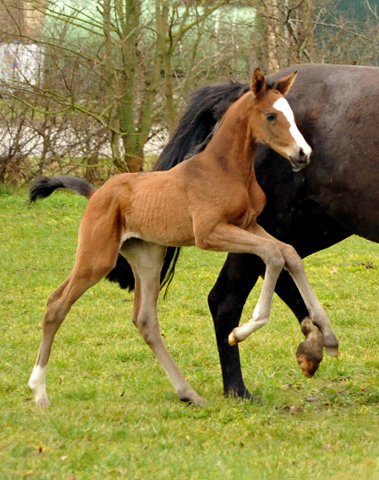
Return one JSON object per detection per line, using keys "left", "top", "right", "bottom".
{"left": 265, "top": 113, "right": 277, "bottom": 122}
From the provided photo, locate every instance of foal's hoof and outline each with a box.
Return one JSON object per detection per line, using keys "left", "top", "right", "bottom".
{"left": 191, "top": 395, "right": 207, "bottom": 406}
{"left": 296, "top": 317, "right": 324, "bottom": 378}
{"left": 34, "top": 394, "right": 51, "bottom": 409}
{"left": 228, "top": 329, "right": 239, "bottom": 346}
{"left": 179, "top": 390, "right": 206, "bottom": 406}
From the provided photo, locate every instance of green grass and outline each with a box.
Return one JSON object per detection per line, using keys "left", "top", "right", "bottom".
{"left": 1, "top": 188, "right": 379, "bottom": 480}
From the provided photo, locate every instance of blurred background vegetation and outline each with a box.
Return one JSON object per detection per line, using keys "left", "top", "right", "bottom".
{"left": 0, "top": 0, "right": 378, "bottom": 184}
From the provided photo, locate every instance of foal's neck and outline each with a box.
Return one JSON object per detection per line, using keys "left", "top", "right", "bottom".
{"left": 204, "top": 92, "right": 259, "bottom": 180}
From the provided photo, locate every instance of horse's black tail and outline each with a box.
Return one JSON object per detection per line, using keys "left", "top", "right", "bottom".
{"left": 29, "top": 175, "right": 96, "bottom": 202}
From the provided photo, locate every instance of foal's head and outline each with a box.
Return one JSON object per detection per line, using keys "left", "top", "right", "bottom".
{"left": 250, "top": 68, "right": 311, "bottom": 172}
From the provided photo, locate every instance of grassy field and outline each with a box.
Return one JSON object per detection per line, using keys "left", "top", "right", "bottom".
{"left": 1, "top": 187, "right": 379, "bottom": 480}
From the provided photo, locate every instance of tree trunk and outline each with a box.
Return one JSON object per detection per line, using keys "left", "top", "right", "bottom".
{"left": 266, "top": 0, "right": 280, "bottom": 72}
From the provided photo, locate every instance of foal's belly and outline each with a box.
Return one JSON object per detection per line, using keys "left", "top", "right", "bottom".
{"left": 120, "top": 172, "right": 196, "bottom": 247}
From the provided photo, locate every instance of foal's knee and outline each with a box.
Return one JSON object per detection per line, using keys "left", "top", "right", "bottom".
{"left": 281, "top": 244, "right": 304, "bottom": 274}
{"left": 264, "top": 243, "right": 285, "bottom": 271}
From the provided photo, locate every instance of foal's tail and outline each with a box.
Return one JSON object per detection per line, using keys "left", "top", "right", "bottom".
{"left": 29, "top": 175, "right": 96, "bottom": 202}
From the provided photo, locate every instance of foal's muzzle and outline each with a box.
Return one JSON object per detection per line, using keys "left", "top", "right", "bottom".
{"left": 290, "top": 147, "right": 311, "bottom": 172}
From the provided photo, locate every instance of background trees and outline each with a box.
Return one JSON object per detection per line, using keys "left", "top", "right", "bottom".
{"left": 0, "top": 0, "right": 379, "bottom": 183}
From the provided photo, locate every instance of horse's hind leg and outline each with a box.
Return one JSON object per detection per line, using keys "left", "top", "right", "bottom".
{"left": 29, "top": 219, "right": 120, "bottom": 407}
{"left": 121, "top": 240, "right": 206, "bottom": 405}
{"left": 209, "top": 253, "right": 323, "bottom": 398}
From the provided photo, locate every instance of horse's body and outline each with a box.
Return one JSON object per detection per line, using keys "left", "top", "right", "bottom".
{"left": 208, "top": 63, "right": 379, "bottom": 397}
{"left": 106, "top": 63, "right": 379, "bottom": 398}
{"left": 28, "top": 70, "right": 339, "bottom": 407}
{"left": 30, "top": 63, "right": 379, "bottom": 402}
{"left": 158, "top": 63, "right": 379, "bottom": 398}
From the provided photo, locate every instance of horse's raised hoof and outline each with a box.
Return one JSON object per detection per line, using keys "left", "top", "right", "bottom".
{"left": 296, "top": 317, "right": 324, "bottom": 378}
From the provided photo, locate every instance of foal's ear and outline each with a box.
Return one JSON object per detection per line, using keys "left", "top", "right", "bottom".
{"left": 251, "top": 68, "right": 266, "bottom": 97}
{"left": 276, "top": 71, "right": 297, "bottom": 95}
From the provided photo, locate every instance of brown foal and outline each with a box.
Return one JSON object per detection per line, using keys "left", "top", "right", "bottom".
{"left": 29, "top": 69, "right": 339, "bottom": 407}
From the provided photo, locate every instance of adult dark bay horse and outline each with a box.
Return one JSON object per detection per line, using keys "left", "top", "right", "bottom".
{"left": 28, "top": 69, "right": 339, "bottom": 407}
{"left": 168, "top": 62, "right": 379, "bottom": 398}
{"left": 154, "top": 63, "right": 379, "bottom": 398}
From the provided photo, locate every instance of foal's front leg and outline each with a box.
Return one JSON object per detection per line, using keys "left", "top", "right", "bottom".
{"left": 278, "top": 242, "right": 339, "bottom": 357}
{"left": 196, "top": 223, "right": 285, "bottom": 344}
{"left": 227, "top": 250, "right": 284, "bottom": 345}
{"left": 121, "top": 241, "right": 206, "bottom": 405}
{"left": 241, "top": 225, "right": 339, "bottom": 357}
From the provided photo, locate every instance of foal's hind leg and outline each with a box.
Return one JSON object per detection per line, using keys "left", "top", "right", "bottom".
{"left": 121, "top": 240, "right": 206, "bottom": 405}
{"left": 29, "top": 220, "right": 120, "bottom": 407}
{"left": 29, "top": 268, "right": 115, "bottom": 407}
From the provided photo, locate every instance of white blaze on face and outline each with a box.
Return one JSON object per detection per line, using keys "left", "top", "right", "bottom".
{"left": 273, "top": 97, "right": 312, "bottom": 156}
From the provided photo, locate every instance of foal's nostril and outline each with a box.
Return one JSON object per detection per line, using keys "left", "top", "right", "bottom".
{"left": 298, "top": 148, "right": 309, "bottom": 164}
